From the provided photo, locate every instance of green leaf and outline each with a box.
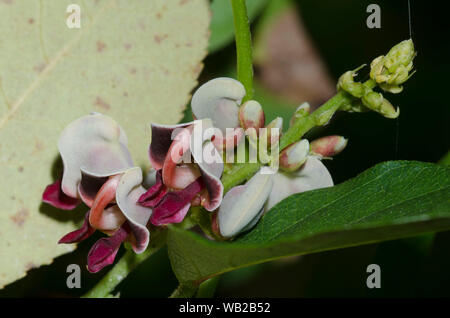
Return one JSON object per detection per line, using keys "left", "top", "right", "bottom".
{"left": 0, "top": 0, "right": 210, "bottom": 288}
{"left": 167, "top": 161, "right": 450, "bottom": 283}
{"left": 209, "top": 0, "right": 269, "bottom": 53}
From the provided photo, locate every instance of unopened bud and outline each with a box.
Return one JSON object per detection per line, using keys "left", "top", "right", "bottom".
{"left": 279, "top": 139, "right": 309, "bottom": 172}
{"left": 289, "top": 102, "right": 310, "bottom": 127}
{"left": 340, "top": 99, "right": 368, "bottom": 113}
{"left": 239, "top": 100, "right": 265, "bottom": 132}
{"left": 370, "top": 39, "right": 416, "bottom": 93}
{"left": 337, "top": 66, "right": 368, "bottom": 98}
{"left": 362, "top": 91, "right": 399, "bottom": 119}
{"left": 310, "top": 135, "right": 347, "bottom": 157}
{"left": 385, "top": 39, "right": 415, "bottom": 72}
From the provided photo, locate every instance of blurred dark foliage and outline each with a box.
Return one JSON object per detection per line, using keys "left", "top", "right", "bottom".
{"left": 1, "top": 0, "right": 448, "bottom": 297}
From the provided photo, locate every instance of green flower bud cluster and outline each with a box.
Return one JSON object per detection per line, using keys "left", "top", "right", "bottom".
{"left": 337, "top": 66, "right": 399, "bottom": 119}
{"left": 370, "top": 39, "right": 416, "bottom": 93}
{"left": 337, "top": 39, "right": 416, "bottom": 120}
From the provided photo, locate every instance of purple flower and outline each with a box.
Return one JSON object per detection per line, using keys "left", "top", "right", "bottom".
{"left": 138, "top": 77, "right": 254, "bottom": 226}
{"left": 42, "top": 113, "right": 152, "bottom": 272}
{"left": 139, "top": 120, "right": 224, "bottom": 226}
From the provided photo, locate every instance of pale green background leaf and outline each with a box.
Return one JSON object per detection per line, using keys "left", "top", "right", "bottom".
{"left": 0, "top": 0, "right": 210, "bottom": 288}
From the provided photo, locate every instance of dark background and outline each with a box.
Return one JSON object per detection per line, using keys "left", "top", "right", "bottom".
{"left": 1, "top": 0, "right": 449, "bottom": 297}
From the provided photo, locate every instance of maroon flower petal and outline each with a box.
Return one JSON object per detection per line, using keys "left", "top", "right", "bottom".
{"left": 154, "top": 202, "right": 191, "bottom": 225}
{"left": 138, "top": 170, "right": 164, "bottom": 204}
{"left": 58, "top": 211, "right": 95, "bottom": 244}
{"left": 87, "top": 223, "right": 130, "bottom": 273}
{"left": 42, "top": 179, "right": 80, "bottom": 210}
{"left": 150, "top": 177, "right": 204, "bottom": 226}
{"left": 139, "top": 186, "right": 168, "bottom": 208}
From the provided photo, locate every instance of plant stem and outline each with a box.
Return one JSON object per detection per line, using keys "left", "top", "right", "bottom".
{"left": 279, "top": 92, "right": 345, "bottom": 150}
{"left": 222, "top": 162, "right": 260, "bottom": 193}
{"left": 231, "top": 0, "right": 254, "bottom": 101}
{"left": 82, "top": 228, "right": 167, "bottom": 298}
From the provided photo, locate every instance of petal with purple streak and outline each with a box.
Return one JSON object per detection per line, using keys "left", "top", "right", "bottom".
{"left": 148, "top": 122, "right": 191, "bottom": 170}
{"left": 77, "top": 173, "right": 108, "bottom": 207}
{"left": 42, "top": 179, "right": 80, "bottom": 210}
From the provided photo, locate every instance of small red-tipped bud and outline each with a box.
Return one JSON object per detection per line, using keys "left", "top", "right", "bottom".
{"left": 279, "top": 139, "right": 309, "bottom": 172}
{"left": 239, "top": 100, "right": 265, "bottom": 132}
{"left": 310, "top": 135, "right": 347, "bottom": 157}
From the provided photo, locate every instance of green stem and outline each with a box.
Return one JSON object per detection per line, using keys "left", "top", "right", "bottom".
{"left": 222, "top": 163, "right": 260, "bottom": 193}
{"left": 82, "top": 228, "right": 167, "bottom": 298}
{"left": 231, "top": 0, "right": 254, "bottom": 101}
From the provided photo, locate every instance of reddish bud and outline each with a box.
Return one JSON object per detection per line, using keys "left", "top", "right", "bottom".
{"left": 310, "top": 135, "right": 348, "bottom": 157}
{"left": 239, "top": 100, "right": 265, "bottom": 132}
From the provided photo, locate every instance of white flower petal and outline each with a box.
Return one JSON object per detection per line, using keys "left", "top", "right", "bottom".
{"left": 218, "top": 169, "right": 274, "bottom": 238}
{"left": 58, "top": 113, "right": 133, "bottom": 197}
{"left": 115, "top": 167, "right": 152, "bottom": 253}
{"left": 191, "top": 78, "right": 245, "bottom": 132}
{"left": 265, "top": 156, "right": 333, "bottom": 211}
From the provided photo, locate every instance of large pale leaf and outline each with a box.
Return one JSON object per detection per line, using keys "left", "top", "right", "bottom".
{"left": 0, "top": 0, "right": 210, "bottom": 288}
{"left": 167, "top": 161, "right": 450, "bottom": 283}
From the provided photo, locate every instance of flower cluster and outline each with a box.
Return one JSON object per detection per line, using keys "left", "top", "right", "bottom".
{"left": 43, "top": 78, "right": 347, "bottom": 271}
{"left": 42, "top": 114, "right": 152, "bottom": 272}
{"left": 337, "top": 39, "right": 416, "bottom": 119}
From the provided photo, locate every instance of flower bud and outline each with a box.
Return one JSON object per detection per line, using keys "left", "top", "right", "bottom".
{"left": 289, "top": 102, "right": 310, "bottom": 127}
{"left": 370, "top": 39, "right": 416, "bottom": 93}
{"left": 310, "top": 135, "right": 347, "bottom": 157}
{"left": 337, "top": 67, "right": 368, "bottom": 98}
{"left": 239, "top": 100, "right": 265, "bottom": 132}
{"left": 362, "top": 91, "right": 399, "bottom": 119}
{"left": 279, "top": 139, "right": 309, "bottom": 172}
